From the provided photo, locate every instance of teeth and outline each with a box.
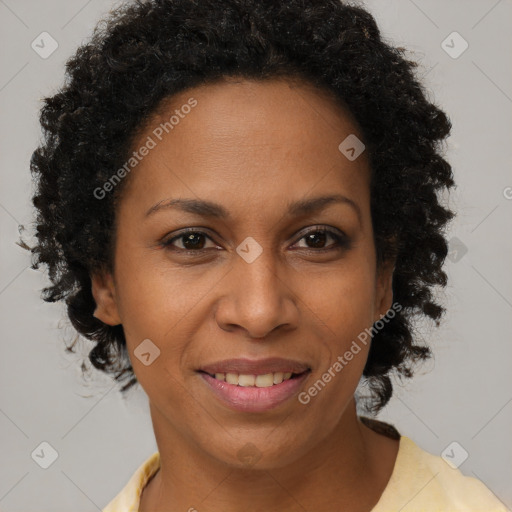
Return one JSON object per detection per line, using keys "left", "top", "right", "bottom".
{"left": 273, "top": 372, "right": 284, "bottom": 384}
{"left": 255, "top": 374, "right": 274, "bottom": 387}
{"left": 225, "top": 373, "right": 238, "bottom": 385}
{"left": 239, "top": 374, "right": 255, "bottom": 387}
{"left": 211, "top": 372, "right": 296, "bottom": 387}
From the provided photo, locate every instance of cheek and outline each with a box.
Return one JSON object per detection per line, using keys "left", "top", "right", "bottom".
{"left": 301, "top": 256, "right": 376, "bottom": 385}
{"left": 113, "top": 246, "right": 194, "bottom": 335}
{"left": 112, "top": 249, "right": 225, "bottom": 395}
{"left": 110, "top": 251, "right": 185, "bottom": 378}
{"left": 299, "top": 271, "right": 374, "bottom": 420}
{"left": 306, "top": 258, "right": 377, "bottom": 335}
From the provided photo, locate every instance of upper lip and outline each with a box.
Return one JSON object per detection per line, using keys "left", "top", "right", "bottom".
{"left": 198, "top": 357, "right": 310, "bottom": 376}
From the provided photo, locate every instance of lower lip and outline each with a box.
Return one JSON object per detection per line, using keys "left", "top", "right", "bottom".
{"left": 199, "top": 371, "right": 310, "bottom": 413}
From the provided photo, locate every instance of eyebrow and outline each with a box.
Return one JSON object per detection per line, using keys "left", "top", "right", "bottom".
{"left": 145, "top": 194, "right": 362, "bottom": 224}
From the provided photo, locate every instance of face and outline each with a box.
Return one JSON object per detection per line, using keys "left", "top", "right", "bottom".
{"left": 92, "top": 77, "right": 394, "bottom": 469}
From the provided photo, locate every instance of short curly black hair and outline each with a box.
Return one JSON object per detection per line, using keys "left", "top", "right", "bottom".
{"left": 27, "top": 0, "right": 454, "bottom": 414}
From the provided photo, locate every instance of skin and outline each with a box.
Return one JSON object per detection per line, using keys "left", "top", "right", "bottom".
{"left": 92, "top": 77, "right": 399, "bottom": 512}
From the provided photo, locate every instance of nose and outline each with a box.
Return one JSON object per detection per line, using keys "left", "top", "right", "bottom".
{"left": 214, "top": 249, "right": 299, "bottom": 339}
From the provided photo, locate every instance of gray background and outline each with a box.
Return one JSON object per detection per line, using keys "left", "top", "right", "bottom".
{"left": 1, "top": 0, "right": 511, "bottom": 510}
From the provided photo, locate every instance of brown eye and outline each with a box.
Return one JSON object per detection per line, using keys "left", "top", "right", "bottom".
{"left": 162, "top": 226, "right": 349, "bottom": 255}
{"left": 294, "top": 228, "right": 349, "bottom": 251}
{"left": 303, "top": 231, "right": 329, "bottom": 249}
{"left": 162, "top": 230, "right": 216, "bottom": 252}
{"left": 180, "top": 233, "right": 207, "bottom": 250}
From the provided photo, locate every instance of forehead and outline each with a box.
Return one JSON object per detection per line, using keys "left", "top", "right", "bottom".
{"left": 120, "top": 77, "right": 370, "bottom": 215}
{"left": 146, "top": 76, "right": 364, "bottom": 154}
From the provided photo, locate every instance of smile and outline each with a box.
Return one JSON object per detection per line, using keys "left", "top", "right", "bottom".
{"left": 208, "top": 371, "right": 294, "bottom": 387}
{"left": 197, "top": 359, "right": 311, "bottom": 413}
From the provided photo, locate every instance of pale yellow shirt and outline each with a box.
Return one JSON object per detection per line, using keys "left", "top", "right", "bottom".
{"left": 102, "top": 436, "right": 508, "bottom": 511}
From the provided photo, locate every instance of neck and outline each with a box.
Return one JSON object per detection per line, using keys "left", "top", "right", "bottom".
{"left": 139, "top": 398, "right": 398, "bottom": 512}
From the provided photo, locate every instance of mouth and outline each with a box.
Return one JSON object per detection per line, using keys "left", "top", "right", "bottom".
{"left": 196, "top": 358, "right": 311, "bottom": 413}
{"left": 199, "top": 370, "right": 306, "bottom": 387}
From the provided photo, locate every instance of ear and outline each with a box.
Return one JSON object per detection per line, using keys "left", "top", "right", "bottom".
{"left": 90, "top": 269, "right": 122, "bottom": 326}
{"left": 373, "top": 258, "right": 395, "bottom": 324}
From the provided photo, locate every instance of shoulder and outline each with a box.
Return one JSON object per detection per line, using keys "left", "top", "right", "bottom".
{"left": 372, "top": 435, "right": 508, "bottom": 512}
{"left": 102, "top": 451, "right": 160, "bottom": 512}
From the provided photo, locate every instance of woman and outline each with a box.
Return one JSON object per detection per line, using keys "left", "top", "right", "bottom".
{"left": 28, "top": 0, "right": 507, "bottom": 510}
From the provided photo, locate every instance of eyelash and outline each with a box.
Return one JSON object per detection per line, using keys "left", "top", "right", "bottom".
{"left": 161, "top": 226, "right": 350, "bottom": 255}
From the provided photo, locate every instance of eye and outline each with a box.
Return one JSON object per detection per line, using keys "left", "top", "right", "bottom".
{"left": 293, "top": 227, "right": 349, "bottom": 251}
{"left": 162, "top": 229, "right": 218, "bottom": 252}
{"left": 161, "top": 226, "right": 350, "bottom": 254}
